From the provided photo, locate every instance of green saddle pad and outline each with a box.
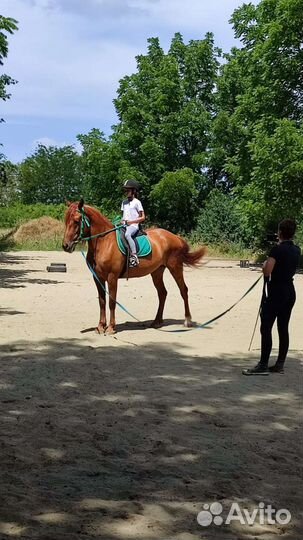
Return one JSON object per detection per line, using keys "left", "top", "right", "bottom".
{"left": 116, "top": 228, "right": 152, "bottom": 257}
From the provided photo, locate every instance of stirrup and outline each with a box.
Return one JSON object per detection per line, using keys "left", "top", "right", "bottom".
{"left": 129, "top": 255, "right": 139, "bottom": 267}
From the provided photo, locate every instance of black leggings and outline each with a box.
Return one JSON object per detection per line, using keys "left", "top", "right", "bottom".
{"left": 260, "top": 286, "right": 296, "bottom": 367}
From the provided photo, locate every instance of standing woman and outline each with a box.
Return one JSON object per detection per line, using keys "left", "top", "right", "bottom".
{"left": 243, "top": 219, "right": 301, "bottom": 375}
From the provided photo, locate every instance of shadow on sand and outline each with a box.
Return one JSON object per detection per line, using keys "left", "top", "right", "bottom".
{"left": 0, "top": 338, "right": 302, "bottom": 539}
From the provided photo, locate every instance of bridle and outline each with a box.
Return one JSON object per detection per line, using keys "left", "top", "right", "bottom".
{"left": 75, "top": 207, "right": 124, "bottom": 244}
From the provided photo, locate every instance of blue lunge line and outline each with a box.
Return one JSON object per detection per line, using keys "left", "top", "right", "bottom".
{"left": 193, "top": 275, "right": 262, "bottom": 329}
{"left": 81, "top": 250, "right": 262, "bottom": 332}
{"left": 81, "top": 251, "right": 141, "bottom": 322}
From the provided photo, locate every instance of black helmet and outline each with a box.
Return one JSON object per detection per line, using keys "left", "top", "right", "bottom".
{"left": 123, "top": 179, "right": 141, "bottom": 191}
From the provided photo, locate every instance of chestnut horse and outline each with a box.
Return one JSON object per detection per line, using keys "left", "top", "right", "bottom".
{"left": 63, "top": 200, "right": 206, "bottom": 334}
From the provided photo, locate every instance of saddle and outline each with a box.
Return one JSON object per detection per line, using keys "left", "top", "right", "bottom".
{"left": 116, "top": 226, "right": 152, "bottom": 258}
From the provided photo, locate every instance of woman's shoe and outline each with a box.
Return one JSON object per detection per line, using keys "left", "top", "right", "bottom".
{"left": 269, "top": 364, "right": 284, "bottom": 374}
{"left": 242, "top": 363, "right": 269, "bottom": 376}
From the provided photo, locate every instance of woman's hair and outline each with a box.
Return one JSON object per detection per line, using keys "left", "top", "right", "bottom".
{"left": 278, "top": 218, "right": 297, "bottom": 239}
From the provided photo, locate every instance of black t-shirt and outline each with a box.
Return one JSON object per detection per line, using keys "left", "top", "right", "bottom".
{"left": 269, "top": 240, "right": 301, "bottom": 286}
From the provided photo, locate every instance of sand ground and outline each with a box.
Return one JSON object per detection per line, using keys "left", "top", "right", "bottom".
{"left": 0, "top": 251, "right": 302, "bottom": 540}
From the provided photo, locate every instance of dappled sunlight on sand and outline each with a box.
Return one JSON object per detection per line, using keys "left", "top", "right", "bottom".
{"left": 33, "top": 511, "right": 74, "bottom": 524}
{"left": 0, "top": 522, "right": 27, "bottom": 536}
{"left": 241, "top": 392, "right": 298, "bottom": 403}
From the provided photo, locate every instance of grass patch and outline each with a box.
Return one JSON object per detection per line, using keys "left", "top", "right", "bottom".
{"left": 189, "top": 238, "right": 259, "bottom": 261}
{"left": 205, "top": 244, "right": 256, "bottom": 260}
{"left": 0, "top": 228, "right": 16, "bottom": 251}
{"left": 11, "top": 237, "right": 64, "bottom": 251}
{"left": 0, "top": 217, "right": 66, "bottom": 251}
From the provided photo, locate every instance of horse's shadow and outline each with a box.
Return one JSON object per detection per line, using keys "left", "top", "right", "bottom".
{"left": 81, "top": 318, "right": 190, "bottom": 334}
{"left": 117, "top": 318, "right": 187, "bottom": 332}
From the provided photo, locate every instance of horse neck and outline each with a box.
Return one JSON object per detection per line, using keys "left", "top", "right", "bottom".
{"left": 84, "top": 206, "right": 113, "bottom": 235}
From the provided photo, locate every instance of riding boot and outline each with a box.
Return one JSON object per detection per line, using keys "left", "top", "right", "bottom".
{"left": 129, "top": 254, "right": 139, "bottom": 267}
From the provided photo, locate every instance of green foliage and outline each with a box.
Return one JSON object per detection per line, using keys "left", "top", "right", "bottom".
{"left": 0, "top": 203, "right": 66, "bottom": 228}
{"left": 19, "top": 144, "right": 83, "bottom": 204}
{"left": 213, "top": 0, "right": 303, "bottom": 188}
{"left": 113, "top": 33, "right": 220, "bottom": 192}
{"left": 149, "top": 168, "right": 199, "bottom": 232}
{"left": 194, "top": 189, "right": 243, "bottom": 245}
{"left": 0, "top": 159, "right": 20, "bottom": 204}
{"left": 296, "top": 220, "right": 303, "bottom": 248}
{"left": 234, "top": 119, "right": 303, "bottom": 245}
{"left": 207, "top": 0, "right": 303, "bottom": 247}
{"left": 251, "top": 120, "right": 303, "bottom": 220}
{"left": 0, "top": 15, "right": 18, "bottom": 120}
{"left": 77, "top": 129, "right": 145, "bottom": 211}
{"left": 231, "top": 0, "right": 303, "bottom": 121}
{"left": 0, "top": 16, "right": 18, "bottom": 92}
{"left": 3, "top": 1, "right": 303, "bottom": 253}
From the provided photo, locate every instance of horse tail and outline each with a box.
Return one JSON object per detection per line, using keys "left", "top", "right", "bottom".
{"left": 181, "top": 243, "right": 207, "bottom": 267}
{"left": 170, "top": 239, "right": 207, "bottom": 268}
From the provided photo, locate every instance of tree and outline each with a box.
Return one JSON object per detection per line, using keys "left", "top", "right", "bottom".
{"left": 214, "top": 0, "right": 303, "bottom": 187}
{"left": 210, "top": 0, "right": 303, "bottom": 246}
{"left": 195, "top": 189, "right": 243, "bottom": 245}
{"left": 19, "top": 144, "right": 83, "bottom": 204}
{"left": 231, "top": 0, "right": 303, "bottom": 122}
{"left": 77, "top": 128, "right": 110, "bottom": 203}
{"left": 77, "top": 128, "right": 145, "bottom": 212}
{"left": 149, "top": 168, "right": 199, "bottom": 232}
{"left": 0, "top": 15, "right": 18, "bottom": 121}
{"left": 113, "top": 33, "right": 220, "bottom": 193}
{"left": 0, "top": 158, "right": 19, "bottom": 205}
{"left": 236, "top": 119, "right": 303, "bottom": 243}
{"left": 0, "top": 14, "right": 18, "bottom": 191}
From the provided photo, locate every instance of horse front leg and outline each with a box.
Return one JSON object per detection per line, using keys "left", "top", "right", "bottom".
{"left": 93, "top": 276, "right": 107, "bottom": 334}
{"left": 106, "top": 273, "right": 118, "bottom": 335}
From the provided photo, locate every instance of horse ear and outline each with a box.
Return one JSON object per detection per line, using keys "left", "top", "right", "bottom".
{"left": 78, "top": 197, "right": 84, "bottom": 211}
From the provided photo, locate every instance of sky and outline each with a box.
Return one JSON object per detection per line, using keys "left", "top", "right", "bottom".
{"left": 1, "top": 0, "right": 256, "bottom": 163}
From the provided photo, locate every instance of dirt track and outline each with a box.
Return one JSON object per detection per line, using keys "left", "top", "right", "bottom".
{"left": 0, "top": 251, "right": 302, "bottom": 540}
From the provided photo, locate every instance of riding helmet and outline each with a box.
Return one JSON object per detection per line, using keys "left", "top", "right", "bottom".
{"left": 123, "top": 179, "right": 141, "bottom": 191}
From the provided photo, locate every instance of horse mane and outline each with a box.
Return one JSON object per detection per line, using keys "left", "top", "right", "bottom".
{"left": 84, "top": 205, "right": 113, "bottom": 228}
{"left": 66, "top": 202, "right": 113, "bottom": 228}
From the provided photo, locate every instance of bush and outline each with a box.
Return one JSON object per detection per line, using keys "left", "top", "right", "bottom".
{"left": 149, "top": 168, "right": 199, "bottom": 232}
{"left": 195, "top": 189, "right": 244, "bottom": 245}
{"left": 0, "top": 203, "right": 66, "bottom": 228}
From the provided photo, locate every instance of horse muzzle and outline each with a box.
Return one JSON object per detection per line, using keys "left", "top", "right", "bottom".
{"left": 62, "top": 241, "right": 76, "bottom": 253}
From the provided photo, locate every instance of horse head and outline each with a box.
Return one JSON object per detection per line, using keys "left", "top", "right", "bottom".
{"left": 62, "top": 198, "right": 88, "bottom": 253}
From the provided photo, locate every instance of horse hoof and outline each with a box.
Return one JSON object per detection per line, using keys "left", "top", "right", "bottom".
{"left": 184, "top": 318, "right": 193, "bottom": 328}
{"left": 105, "top": 327, "right": 116, "bottom": 335}
{"left": 151, "top": 320, "right": 163, "bottom": 329}
{"left": 95, "top": 325, "right": 106, "bottom": 334}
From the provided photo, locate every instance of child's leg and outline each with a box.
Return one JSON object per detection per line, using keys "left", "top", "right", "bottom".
{"left": 125, "top": 225, "right": 138, "bottom": 255}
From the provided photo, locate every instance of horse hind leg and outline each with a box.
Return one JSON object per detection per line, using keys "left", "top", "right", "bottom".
{"left": 167, "top": 261, "right": 192, "bottom": 327}
{"left": 151, "top": 266, "right": 167, "bottom": 328}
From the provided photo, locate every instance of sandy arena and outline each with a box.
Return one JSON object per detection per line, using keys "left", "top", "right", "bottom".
{"left": 0, "top": 251, "right": 302, "bottom": 540}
